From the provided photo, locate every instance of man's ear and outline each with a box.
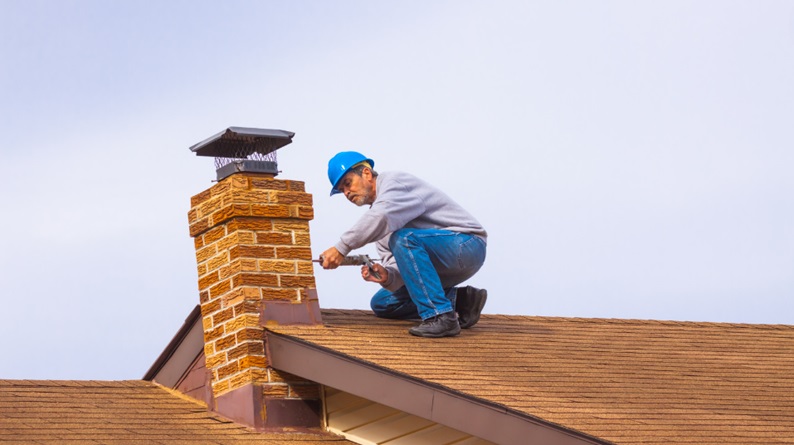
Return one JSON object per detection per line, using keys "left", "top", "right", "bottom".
{"left": 362, "top": 167, "right": 374, "bottom": 181}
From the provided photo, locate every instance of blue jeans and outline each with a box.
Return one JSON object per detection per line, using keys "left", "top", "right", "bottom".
{"left": 370, "top": 228, "right": 487, "bottom": 321}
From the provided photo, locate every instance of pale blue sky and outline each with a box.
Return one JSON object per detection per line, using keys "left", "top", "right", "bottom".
{"left": 1, "top": 0, "right": 792, "bottom": 379}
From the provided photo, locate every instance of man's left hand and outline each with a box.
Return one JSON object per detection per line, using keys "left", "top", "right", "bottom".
{"left": 361, "top": 263, "right": 388, "bottom": 284}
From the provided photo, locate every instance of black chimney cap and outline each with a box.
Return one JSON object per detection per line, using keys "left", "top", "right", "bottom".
{"left": 189, "top": 127, "right": 295, "bottom": 158}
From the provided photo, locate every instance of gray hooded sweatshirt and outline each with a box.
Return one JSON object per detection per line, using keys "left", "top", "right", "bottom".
{"left": 334, "top": 171, "right": 487, "bottom": 291}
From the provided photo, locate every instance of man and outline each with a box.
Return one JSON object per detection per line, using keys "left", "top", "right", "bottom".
{"left": 320, "top": 151, "right": 488, "bottom": 338}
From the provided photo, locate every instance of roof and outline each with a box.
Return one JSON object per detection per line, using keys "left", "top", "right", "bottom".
{"left": 267, "top": 309, "right": 794, "bottom": 445}
{"left": 0, "top": 380, "right": 352, "bottom": 444}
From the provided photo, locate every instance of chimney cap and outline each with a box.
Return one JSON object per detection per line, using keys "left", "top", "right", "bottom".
{"left": 189, "top": 127, "right": 295, "bottom": 158}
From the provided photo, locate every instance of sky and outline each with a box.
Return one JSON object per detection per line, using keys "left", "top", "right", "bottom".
{"left": 1, "top": 0, "right": 792, "bottom": 380}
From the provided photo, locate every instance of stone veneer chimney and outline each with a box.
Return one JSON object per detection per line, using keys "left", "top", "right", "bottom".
{"left": 187, "top": 128, "right": 323, "bottom": 430}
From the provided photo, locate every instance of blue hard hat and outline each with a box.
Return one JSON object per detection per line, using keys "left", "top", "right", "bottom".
{"left": 327, "top": 151, "right": 375, "bottom": 196}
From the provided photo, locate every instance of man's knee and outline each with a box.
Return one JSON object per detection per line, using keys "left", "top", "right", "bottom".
{"left": 370, "top": 296, "right": 388, "bottom": 317}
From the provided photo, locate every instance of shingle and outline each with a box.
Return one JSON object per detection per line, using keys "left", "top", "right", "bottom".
{"left": 0, "top": 380, "right": 353, "bottom": 444}
{"left": 270, "top": 310, "right": 794, "bottom": 445}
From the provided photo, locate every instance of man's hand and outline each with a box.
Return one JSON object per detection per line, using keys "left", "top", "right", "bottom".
{"left": 361, "top": 263, "right": 388, "bottom": 284}
{"left": 320, "top": 247, "right": 344, "bottom": 269}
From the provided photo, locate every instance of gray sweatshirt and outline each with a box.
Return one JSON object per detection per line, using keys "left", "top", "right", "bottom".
{"left": 334, "top": 171, "right": 487, "bottom": 291}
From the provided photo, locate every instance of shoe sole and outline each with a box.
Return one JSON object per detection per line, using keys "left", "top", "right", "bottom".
{"left": 460, "top": 289, "right": 487, "bottom": 329}
{"left": 408, "top": 325, "right": 461, "bottom": 338}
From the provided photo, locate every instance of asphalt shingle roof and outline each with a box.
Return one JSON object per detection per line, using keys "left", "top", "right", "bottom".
{"left": 270, "top": 310, "right": 794, "bottom": 445}
{"left": 0, "top": 379, "right": 352, "bottom": 445}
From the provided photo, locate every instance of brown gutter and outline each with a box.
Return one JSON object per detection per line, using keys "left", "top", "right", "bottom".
{"left": 267, "top": 332, "right": 611, "bottom": 445}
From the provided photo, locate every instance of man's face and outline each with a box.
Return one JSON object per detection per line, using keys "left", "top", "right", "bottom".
{"left": 339, "top": 168, "right": 376, "bottom": 206}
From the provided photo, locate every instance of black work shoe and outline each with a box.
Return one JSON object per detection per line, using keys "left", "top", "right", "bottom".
{"left": 456, "top": 286, "right": 488, "bottom": 329}
{"left": 408, "top": 312, "right": 461, "bottom": 338}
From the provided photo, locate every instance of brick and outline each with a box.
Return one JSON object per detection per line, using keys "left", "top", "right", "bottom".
{"left": 190, "top": 189, "right": 212, "bottom": 207}
{"left": 189, "top": 218, "right": 210, "bottom": 237}
{"left": 263, "top": 384, "right": 289, "bottom": 398}
{"left": 287, "top": 180, "right": 305, "bottom": 192}
{"left": 237, "top": 231, "right": 256, "bottom": 244}
{"left": 197, "top": 263, "right": 208, "bottom": 277}
{"left": 233, "top": 300, "right": 260, "bottom": 317}
{"left": 194, "top": 236, "right": 205, "bottom": 250}
{"left": 212, "top": 379, "right": 230, "bottom": 395}
{"left": 256, "top": 231, "right": 293, "bottom": 245}
{"left": 230, "top": 175, "right": 249, "bottom": 189}
{"left": 217, "top": 361, "right": 239, "bottom": 380}
{"left": 210, "top": 180, "right": 231, "bottom": 197}
{"left": 230, "top": 189, "right": 271, "bottom": 203}
{"left": 211, "top": 204, "right": 251, "bottom": 226}
{"left": 202, "top": 314, "right": 214, "bottom": 330}
{"left": 198, "top": 271, "right": 220, "bottom": 290}
{"left": 222, "top": 287, "right": 259, "bottom": 308}
{"left": 272, "top": 220, "right": 310, "bottom": 232}
{"left": 230, "top": 369, "right": 268, "bottom": 390}
{"left": 275, "top": 247, "right": 313, "bottom": 260}
{"left": 197, "top": 197, "right": 223, "bottom": 219}
{"left": 200, "top": 299, "right": 221, "bottom": 318}
{"left": 293, "top": 231, "right": 311, "bottom": 246}
{"left": 216, "top": 232, "right": 256, "bottom": 253}
{"left": 221, "top": 258, "right": 257, "bottom": 280}
{"left": 289, "top": 384, "right": 321, "bottom": 400}
{"left": 298, "top": 206, "right": 314, "bottom": 220}
{"left": 251, "top": 204, "right": 291, "bottom": 218}
{"left": 296, "top": 261, "right": 313, "bottom": 275}
{"left": 203, "top": 225, "right": 227, "bottom": 245}
{"left": 279, "top": 275, "right": 316, "bottom": 288}
{"left": 262, "top": 288, "right": 300, "bottom": 301}
{"left": 214, "top": 333, "right": 237, "bottom": 352}
{"left": 237, "top": 327, "right": 264, "bottom": 342}
{"left": 187, "top": 208, "right": 200, "bottom": 225}
{"left": 206, "top": 253, "right": 229, "bottom": 273}
{"left": 259, "top": 259, "right": 296, "bottom": 274}
{"left": 227, "top": 341, "right": 265, "bottom": 361}
{"left": 250, "top": 178, "right": 288, "bottom": 191}
{"left": 272, "top": 191, "right": 313, "bottom": 206}
{"left": 221, "top": 287, "right": 245, "bottom": 307}
{"left": 239, "top": 355, "right": 268, "bottom": 371}
{"left": 195, "top": 245, "right": 217, "bottom": 263}
{"left": 209, "top": 279, "right": 232, "bottom": 299}
{"left": 199, "top": 290, "right": 210, "bottom": 304}
{"left": 230, "top": 245, "right": 276, "bottom": 261}
{"left": 204, "top": 324, "right": 225, "bottom": 343}
{"left": 212, "top": 307, "right": 234, "bottom": 326}
{"left": 224, "top": 314, "right": 261, "bottom": 333}
{"left": 203, "top": 342, "right": 215, "bottom": 357}
{"left": 227, "top": 217, "right": 273, "bottom": 233}
{"left": 206, "top": 352, "right": 226, "bottom": 370}
{"left": 232, "top": 273, "right": 279, "bottom": 288}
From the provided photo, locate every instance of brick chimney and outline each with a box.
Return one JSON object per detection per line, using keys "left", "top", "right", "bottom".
{"left": 187, "top": 128, "right": 323, "bottom": 430}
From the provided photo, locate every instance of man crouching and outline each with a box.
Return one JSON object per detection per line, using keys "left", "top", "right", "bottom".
{"left": 320, "top": 151, "right": 488, "bottom": 338}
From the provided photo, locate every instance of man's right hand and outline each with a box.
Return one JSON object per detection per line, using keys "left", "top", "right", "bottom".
{"left": 320, "top": 247, "right": 344, "bottom": 269}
